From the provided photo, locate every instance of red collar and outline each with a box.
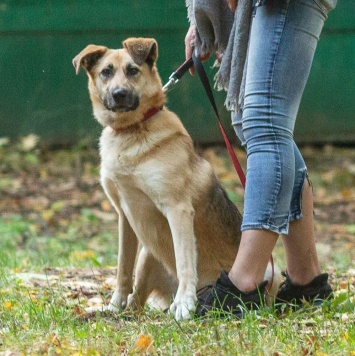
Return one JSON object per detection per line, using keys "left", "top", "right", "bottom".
{"left": 142, "top": 106, "right": 162, "bottom": 122}
{"left": 113, "top": 106, "right": 162, "bottom": 133}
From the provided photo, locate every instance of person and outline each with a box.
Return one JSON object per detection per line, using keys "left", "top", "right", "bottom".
{"left": 184, "top": 0, "right": 337, "bottom": 317}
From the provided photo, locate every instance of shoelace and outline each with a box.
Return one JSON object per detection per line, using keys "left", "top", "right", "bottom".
{"left": 196, "top": 285, "right": 214, "bottom": 304}
{"left": 278, "top": 271, "right": 288, "bottom": 291}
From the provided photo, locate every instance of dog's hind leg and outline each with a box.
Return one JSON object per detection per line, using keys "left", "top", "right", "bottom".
{"left": 128, "top": 247, "right": 177, "bottom": 311}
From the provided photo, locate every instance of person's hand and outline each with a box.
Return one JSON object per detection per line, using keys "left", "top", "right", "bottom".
{"left": 185, "top": 25, "right": 196, "bottom": 75}
{"left": 226, "top": 0, "right": 238, "bottom": 12}
{"left": 185, "top": 25, "right": 211, "bottom": 75}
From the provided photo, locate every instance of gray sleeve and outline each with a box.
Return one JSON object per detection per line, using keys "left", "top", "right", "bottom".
{"left": 186, "top": 0, "right": 195, "bottom": 25}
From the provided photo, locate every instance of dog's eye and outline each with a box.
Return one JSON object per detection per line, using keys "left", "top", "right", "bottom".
{"left": 101, "top": 68, "right": 114, "bottom": 78}
{"left": 126, "top": 67, "right": 139, "bottom": 77}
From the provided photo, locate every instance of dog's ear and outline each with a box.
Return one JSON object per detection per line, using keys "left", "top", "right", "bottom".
{"left": 123, "top": 38, "right": 158, "bottom": 67}
{"left": 72, "top": 45, "right": 108, "bottom": 75}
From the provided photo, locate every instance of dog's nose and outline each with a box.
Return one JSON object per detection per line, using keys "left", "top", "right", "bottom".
{"left": 112, "top": 88, "right": 128, "bottom": 102}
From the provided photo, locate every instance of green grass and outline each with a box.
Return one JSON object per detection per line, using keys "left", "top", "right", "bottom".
{"left": 0, "top": 273, "right": 354, "bottom": 355}
{"left": 0, "top": 141, "right": 354, "bottom": 354}
{"left": 0, "top": 213, "right": 354, "bottom": 355}
{"left": 0, "top": 214, "right": 117, "bottom": 270}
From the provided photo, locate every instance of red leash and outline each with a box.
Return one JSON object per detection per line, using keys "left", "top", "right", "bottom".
{"left": 163, "top": 55, "right": 245, "bottom": 188}
{"left": 191, "top": 53, "right": 246, "bottom": 189}
{"left": 164, "top": 55, "right": 275, "bottom": 291}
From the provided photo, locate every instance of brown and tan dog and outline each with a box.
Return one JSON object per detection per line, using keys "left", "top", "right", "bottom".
{"left": 73, "top": 38, "right": 279, "bottom": 320}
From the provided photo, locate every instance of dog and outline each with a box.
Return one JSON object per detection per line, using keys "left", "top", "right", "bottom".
{"left": 73, "top": 38, "right": 279, "bottom": 320}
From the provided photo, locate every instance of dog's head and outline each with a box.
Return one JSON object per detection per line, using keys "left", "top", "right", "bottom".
{"left": 73, "top": 38, "right": 165, "bottom": 129}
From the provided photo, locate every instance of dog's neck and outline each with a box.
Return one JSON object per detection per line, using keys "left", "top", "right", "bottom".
{"left": 112, "top": 106, "right": 163, "bottom": 133}
{"left": 142, "top": 107, "right": 162, "bottom": 121}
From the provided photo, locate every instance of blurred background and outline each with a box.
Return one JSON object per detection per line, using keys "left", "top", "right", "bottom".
{"left": 0, "top": 0, "right": 354, "bottom": 145}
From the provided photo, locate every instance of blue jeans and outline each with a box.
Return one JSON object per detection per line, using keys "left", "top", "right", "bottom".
{"left": 232, "top": 0, "right": 329, "bottom": 234}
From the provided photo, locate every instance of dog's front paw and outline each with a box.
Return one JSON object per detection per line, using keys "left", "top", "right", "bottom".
{"left": 169, "top": 294, "right": 197, "bottom": 321}
{"left": 108, "top": 289, "right": 129, "bottom": 312}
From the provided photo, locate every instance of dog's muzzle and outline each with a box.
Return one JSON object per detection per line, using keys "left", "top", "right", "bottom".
{"left": 104, "top": 87, "right": 139, "bottom": 112}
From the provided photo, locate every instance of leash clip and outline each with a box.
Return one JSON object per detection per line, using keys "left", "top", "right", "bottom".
{"left": 163, "top": 74, "right": 179, "bottom": 90}
{"left": 162, "top": 57, "right": 194, "bottom": 91}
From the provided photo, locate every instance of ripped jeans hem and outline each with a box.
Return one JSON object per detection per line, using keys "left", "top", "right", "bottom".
{"left": 241, "top": 223, "right": 289, "bottom": 235}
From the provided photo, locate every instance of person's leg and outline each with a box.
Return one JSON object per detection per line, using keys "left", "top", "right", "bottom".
{"left": 228, "top": 229, "right": 278, "bottom": 291}
{"left": 275, "top": 143, "right": 332, "bottom": 304}
{"left": 282, "top": 145, "right": 321, "bottom": 285}
{"left": 196, "top": 0, "right": 331, "bottom": 316}
{"left": 230, "top": 0, "right": 328, "bottom": 291}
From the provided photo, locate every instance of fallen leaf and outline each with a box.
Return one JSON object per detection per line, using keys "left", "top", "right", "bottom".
{"left": 100, "top": 200, "right": 112, "bottom": 211}
{"left": 3, "top": 301, "right": 13, "bottom": 310}
{"left": 342, "top": 313, "right": 349, "bottom": 323}
{"left": 70, "top": 250, "right": 96, "bottom": 262}
{"left": 134, "top": 334, "right": 153, "bottom": 353}
{"left": 339, "top": 280, "right": 348, "bottom": 289}
{"left": 0, "top": 137, "right": 10, "bottom": 146}
{"left": 20, "top": 134, "right": 39, "bottom": 151}
{"left": 72, "top": 305, "right": 87, "bottom": 317}
{"left": 48, "top": 333, "right": 61, "bottom": 347}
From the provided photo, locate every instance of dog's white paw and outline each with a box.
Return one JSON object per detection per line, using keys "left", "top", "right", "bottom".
{"left": 169, "top": 294, "right": 197, "bottom": 321}
{"left": 85, "top": 305, "right": 108, "bottom": 313}
{"left": 108, "top": 289, "right": 129, "bottom": 312}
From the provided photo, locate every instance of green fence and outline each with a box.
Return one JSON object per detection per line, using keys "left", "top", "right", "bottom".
{"left": 1, "top": 1, "right": 354, "bottom": 144}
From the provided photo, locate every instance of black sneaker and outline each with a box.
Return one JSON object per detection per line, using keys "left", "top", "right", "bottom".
{"left": 276, "top": 271, "right": 333, "bottom": 307}
{"left": 195, "top": 270, "right": 268, "bottom": 318}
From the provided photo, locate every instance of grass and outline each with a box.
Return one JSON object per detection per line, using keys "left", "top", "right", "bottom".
{"left": 0, "top": 272, "right": 354, "bottom": 355}
{"left": 0, "top": 213, "right": 117, "bottom": 270}
{"left": 0, "top": 216, "right": 354, "bottom": 354}
{"left": 0, "top": 139, "right": 354, "bottom": 354}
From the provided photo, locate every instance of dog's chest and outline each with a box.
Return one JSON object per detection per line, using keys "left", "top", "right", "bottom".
{"left": 99, "top": 127, "right": 169, "bottom": 174}
{"left": 99, "top": 132, "right": 168, "bottom": 206}
{"left": 100, "top": 138, "right": 142, "bottom": 174}
{"left": 100, "top": 136, "right": 174, "bottom": 255}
